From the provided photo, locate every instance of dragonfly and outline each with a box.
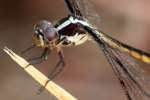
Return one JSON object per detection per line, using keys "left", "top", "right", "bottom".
{"left": 21, "top": 0, "right": 150, "bottom": 99}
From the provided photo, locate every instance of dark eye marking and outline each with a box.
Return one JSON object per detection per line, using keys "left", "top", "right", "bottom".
{"left": 36, "top": 29, "right": 44, "bottom": 36}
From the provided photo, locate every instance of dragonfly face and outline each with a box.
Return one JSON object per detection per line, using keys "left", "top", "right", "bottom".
{"left": 33, "top": 20, "right": 59, "bottom": 49}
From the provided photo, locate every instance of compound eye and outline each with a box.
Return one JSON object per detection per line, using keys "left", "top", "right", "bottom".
{"left": 44, "top": 28, "right": 58, "bottom": 41}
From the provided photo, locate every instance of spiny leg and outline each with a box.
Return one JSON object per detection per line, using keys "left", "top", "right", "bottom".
{"left": 35, "top": 36, "right": 66, "bottom": 64}
{"left": 25, "top": 48, "right": 50, "bottom": 68}
{"left": 48, "top": 50, "right": 65, "bottom": 80}
{"left": 37, "top": 48, "right": 65, "bottom": 94}
{"left": 21, "top": 44, "right": 36, "bottom": 55}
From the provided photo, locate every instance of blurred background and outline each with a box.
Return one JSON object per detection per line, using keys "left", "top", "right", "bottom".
{"left": 0, "top": 0, "right": 150, "bottom": 100}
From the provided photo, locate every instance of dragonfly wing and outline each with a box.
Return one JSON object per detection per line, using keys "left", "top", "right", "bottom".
{"left": 83, "top": 25, "right": 150, "bottom": 100}
{"left": 64, "top": 0, "right": 83, "bottom": 17}
{"left": 64, "top": 0, "right": 101, "bottom": 28}
{"left": 102, "top": 40, "right": 150, "bottom": 100}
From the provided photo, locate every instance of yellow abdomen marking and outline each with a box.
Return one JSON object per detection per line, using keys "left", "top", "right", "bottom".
{"left": 142, "top": 55, "right": 150, "bottom": 63}
{"left": 101, "top": 32, "right": 150, "bottom": 64}
{"left": 130, "top": 51, "right": 141, "bottom": 60}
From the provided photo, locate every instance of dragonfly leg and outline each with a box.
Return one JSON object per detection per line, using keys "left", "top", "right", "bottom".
{"left": 37, "top": 49, "right": 65, "bottom": 94}
{"left": 48, "top": 49, "right": 65, "bottom": 79}
{"left": 25, "top": 48, "right": 50, "bottom": 68}
{"left": 21, "top": 44, "right": 36, "bottom": 55}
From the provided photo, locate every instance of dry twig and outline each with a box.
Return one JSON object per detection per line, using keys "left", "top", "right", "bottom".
{"left": 3, "top": 47, "right": 77, "bottom": 100}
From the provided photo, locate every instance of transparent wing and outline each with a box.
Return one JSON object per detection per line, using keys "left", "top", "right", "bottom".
{"left": 64, "top": 0, "right": 83, "bottom": 17}
{"left": 102, "top": 40, "right": 150, "bottom": 100}
{"left": 83, "top": 26, "right": 150, "bottom": 100}
{"left": 64, "top": 0, "right": 101, "bottom": 28}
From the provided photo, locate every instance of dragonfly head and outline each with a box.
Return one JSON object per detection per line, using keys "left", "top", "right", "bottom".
{"left": 33, "top": 20, "right": 59, "bottom": 48}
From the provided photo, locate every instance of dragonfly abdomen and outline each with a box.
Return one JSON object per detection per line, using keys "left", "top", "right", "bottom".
{"left": 101, "top": 31, "right": 150, "bottom": 64}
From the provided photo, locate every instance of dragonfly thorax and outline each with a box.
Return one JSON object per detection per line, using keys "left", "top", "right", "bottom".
{"left": 33, "top": 20, "right": 59, "bottom": 48}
